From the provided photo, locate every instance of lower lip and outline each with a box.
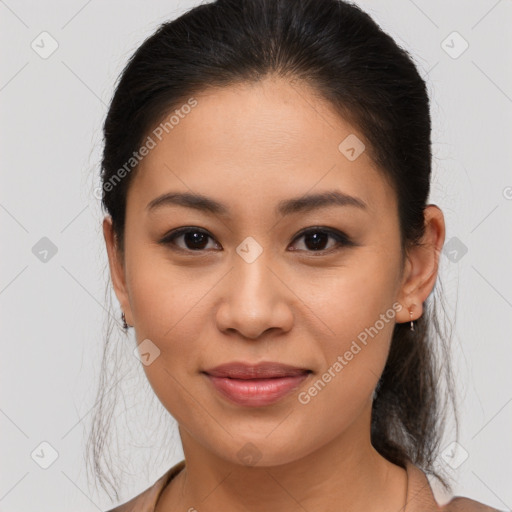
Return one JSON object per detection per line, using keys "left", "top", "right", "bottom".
{"left": 205, "top": 373, "right": 310, "bottom": 407}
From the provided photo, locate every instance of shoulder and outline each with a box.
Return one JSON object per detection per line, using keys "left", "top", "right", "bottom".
{"left": 104, "top": 460, "right": 186, "bottom": 512}
{"left": 441, "top": 496, "right": 506, "bottom": 512}
{"left": 404, "top": 460, "right": 503, "bottom": 512}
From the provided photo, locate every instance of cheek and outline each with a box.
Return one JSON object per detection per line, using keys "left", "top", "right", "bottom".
{"left": 124, "top": 253, "right": 212, "bottom": 420}
{"left": 125, "top": 253, "right": 210, "bottom": 422}
{"left": 312, "top": 257, "right": 398, "bottom": 340}
{"left": 298, "top": 300, "right": 396, "bottom": 438}
{"left": 125, "top": 244, "right": 206, "bottom": 333}
{"left": 308, "top": 255, "right": 399, "bottom": 390}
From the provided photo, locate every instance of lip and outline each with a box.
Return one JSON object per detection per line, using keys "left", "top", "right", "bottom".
{"left": 204, "top": 361, "right": 311, "bottom": 379}
{"left": 203, "top": 361, "right": 311, "bottom": 407}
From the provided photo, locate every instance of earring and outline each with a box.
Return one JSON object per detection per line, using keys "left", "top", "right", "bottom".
{"left": 121, "top": 311, "right": 128, "bottom": 330}
{"left": 409, "top": 306, "right": 415, "bottom": 332}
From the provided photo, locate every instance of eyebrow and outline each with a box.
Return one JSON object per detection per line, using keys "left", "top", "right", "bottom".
{"left": 146, "top": 190, "right": 368, "bottom": 217}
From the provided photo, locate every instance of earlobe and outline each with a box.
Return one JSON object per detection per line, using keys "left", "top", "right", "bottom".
{"left": 102, "top": 216, "right": 133, "bottom": 326}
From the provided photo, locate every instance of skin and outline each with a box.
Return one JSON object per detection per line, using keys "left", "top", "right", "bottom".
{"left": 103, "top": 75, "right": 445, "bottom": 512}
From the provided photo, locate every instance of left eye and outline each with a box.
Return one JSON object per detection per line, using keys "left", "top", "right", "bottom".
{"left": 290, "top": 227, "right": 353, "bottom": 253}
{"left": 159, "top": 227, "right": 353, "bottom": 253}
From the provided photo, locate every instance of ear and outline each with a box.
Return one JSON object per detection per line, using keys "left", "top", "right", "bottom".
{"left": 395, "top": 204, "right": 445, "bottom": 324}
{"left": 102, "top": 215, "right": 133, "bottom": 327}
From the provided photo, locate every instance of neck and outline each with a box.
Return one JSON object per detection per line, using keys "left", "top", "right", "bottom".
{"left": 158, "top": 404, "right": 408, "bottom": 512}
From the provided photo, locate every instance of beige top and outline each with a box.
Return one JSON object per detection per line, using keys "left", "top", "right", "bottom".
{"left": 105, "top": 459, "right": 503, "bottom": 512}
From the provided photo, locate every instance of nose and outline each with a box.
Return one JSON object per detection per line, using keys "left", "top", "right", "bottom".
{"left": 215, "top": 251, "right": 294, "bottom": 340}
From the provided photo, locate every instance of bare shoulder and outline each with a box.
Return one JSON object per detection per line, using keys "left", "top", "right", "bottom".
{"left": 104, "top": 499, "right": 134, "bottom": 512}
{"left": 103, "top": 489, "right": 152, "bottom": 512}
{"left": 443, "top": 496, "right": 506, "bottom": 512}
{"left": 103, "top": 460, "right": 186, "bottom": 512}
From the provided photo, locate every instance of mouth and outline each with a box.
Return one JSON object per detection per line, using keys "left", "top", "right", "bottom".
{"left": 202, "top": 361, "right": 312, "bottom": 407}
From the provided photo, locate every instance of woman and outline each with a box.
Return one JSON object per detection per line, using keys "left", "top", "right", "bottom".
{"left": 90, "top": 0, "right": 503, "bottom": 510}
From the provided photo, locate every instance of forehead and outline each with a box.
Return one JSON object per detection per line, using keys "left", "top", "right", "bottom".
{"left": 127, "top": 76, "right": 395, "bottom": 218}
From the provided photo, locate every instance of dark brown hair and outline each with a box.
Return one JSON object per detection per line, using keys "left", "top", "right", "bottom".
{"left": 87, "top": 0, "right": 458, "bottom": 501}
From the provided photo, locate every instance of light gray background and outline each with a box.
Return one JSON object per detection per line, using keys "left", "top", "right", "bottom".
{"left": 1, "top": 1, "right": 511, "bottom": 510}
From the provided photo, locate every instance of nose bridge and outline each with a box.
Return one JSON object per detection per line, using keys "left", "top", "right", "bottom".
{"left": 215, "top": 237, "right": 292, "bottom": 338}
{"left": 232, "top": 237, "right": 277, "bottom": 306}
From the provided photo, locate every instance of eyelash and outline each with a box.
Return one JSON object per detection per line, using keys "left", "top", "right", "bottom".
{"left": 158, "top": 226, "right": 355, "bottom": 255}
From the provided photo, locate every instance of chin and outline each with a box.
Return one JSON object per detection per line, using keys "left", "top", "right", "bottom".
{"left": 203, "top": 429, "right": 318, "bottom": 468}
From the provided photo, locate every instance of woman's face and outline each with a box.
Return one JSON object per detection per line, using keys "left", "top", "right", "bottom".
{"left": 104, "top": 76, "right": 439, "bottom": 467}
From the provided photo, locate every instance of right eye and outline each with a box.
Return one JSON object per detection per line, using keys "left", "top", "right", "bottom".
{"left": 159, "top": 227, "right": 221, "bottom": 253}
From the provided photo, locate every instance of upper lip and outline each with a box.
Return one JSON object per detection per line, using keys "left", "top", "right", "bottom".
{"left": 203, "top": 361, "right": 311, "bottom": 379}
